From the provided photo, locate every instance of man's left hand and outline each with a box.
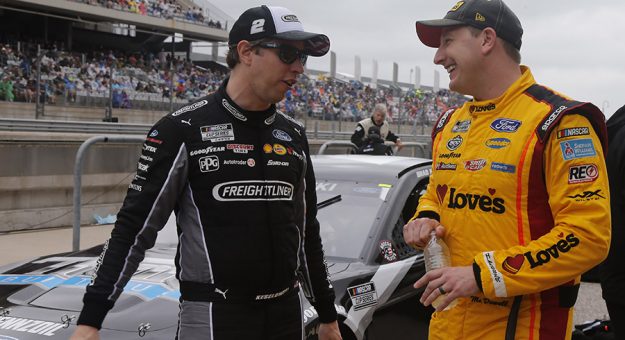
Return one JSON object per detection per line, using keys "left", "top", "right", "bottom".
{"left": 413, "top": 266, "right": 479, "bottom": 311}
{"left": 318, "top": 321, "right": 342, "bottom": 340}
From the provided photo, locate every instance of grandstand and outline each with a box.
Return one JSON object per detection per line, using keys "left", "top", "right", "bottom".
{"left": 0, "top": 0, "right": 465, "bottom": 129}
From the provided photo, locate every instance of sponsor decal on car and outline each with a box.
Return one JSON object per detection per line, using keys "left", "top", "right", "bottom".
{"left": 247, "top": 158, "right": 256, "bottom": 167}
{"left": 263, "top": 144, "right": 273, "bottom": 154}
{"left": 0, "top": 316, "right": 65, "bottom": 336}
{"left": 557, "top": 127, "right": 590, "bottom": 139}
{"left": 451, "top": 119, "right": 471, "bottom": 133}
{"left": 490, "top": 162, "right": 516, "bottom": 174}
{"left": 199, "top": 155, "right": 219, "bottom": 172}
{"left": 347, "top": 282, "right": 378, "bottom": 310}
{"left": 379, "top": 240, "right": 398, "bottom": 262}
{"left": 272, "top": 129, "right": 292, "bottom": 142}
{"left": 200, "top": 123, "right": 235, "bottom": 142}
{"left": 560, "top": 139, "right": 596, "bottom": 160}
{"left": 485, "top": 137, "right": 511, "bottom": 149}
{"left": 567, "top": 189, "right": 605, "bottom": 201}
{"left": 213, "top": 180, "right": 294, "bottom": 201}
{"left": 302, "top": 305, "right": 347, "bottom": 324}
{"left": 464, "top": 159, "right": 487, "bottom": 171}
{"left": 523, "top": 233, "right": 580, "bottom": 269}
{"left": 490, "top": 118, "right": 522, "bottom": 133}
{"left": 437, "top": 185, "right": 505, "bottom": 213}
{"left": 446, "top": 135, "right": 463, "bottom": 151}
{"left": 568, "top": 164, "right": 598, "bottom": 184}
{"left": 416, "top": 168, "right": 432, "bottom": 177}
{"left": 316, "top": 182, "right": 338, "bottom": 191}
{"left": 149, "top": 130, "right": 158, "bottom": 137}
{"left": 129, "top": 183, "right": 143, "bottom": 191}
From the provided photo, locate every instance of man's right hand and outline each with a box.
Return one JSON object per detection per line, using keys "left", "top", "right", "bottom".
{"left": 403, "top": 217, "right": 445, "bottom": 249}
{"left": 70, "top": 325, "right": 100, "bottom": 340}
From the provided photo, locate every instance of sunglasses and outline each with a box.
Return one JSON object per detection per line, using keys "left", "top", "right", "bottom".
{"left": 253, "top": 41, "right": 308, "bottom": 66}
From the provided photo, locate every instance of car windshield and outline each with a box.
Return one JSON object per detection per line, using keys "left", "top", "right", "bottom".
{"left": 315, "top": 180, "right": 389, "bottom": 259}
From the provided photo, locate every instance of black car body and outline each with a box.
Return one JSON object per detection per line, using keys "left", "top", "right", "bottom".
{"left": 0, "top": 155, "right": 433, "bottom": 340}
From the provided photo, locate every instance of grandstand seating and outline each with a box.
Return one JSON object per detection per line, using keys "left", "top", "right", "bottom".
{"left": 0, "top": 41, "right": 467, "bottom": 126}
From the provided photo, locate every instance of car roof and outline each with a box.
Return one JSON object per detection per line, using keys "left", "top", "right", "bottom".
{"left": 312, "top": 155, "right": 431, "bottom": 183}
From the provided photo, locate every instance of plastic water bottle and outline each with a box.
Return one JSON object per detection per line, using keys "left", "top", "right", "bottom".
{"left": 424, "top": 230, "right": 457, "bottom": 309}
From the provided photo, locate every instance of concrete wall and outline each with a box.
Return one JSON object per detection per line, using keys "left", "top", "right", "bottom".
{"left": 0, "top": 103, "right": 433, "bottom": 232}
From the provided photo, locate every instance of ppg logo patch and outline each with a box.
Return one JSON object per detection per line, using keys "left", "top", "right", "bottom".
{"left": 199, "top": 155, "right": 219, "bottom": 172}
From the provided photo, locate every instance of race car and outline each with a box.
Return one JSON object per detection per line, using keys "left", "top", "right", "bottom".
{"left": 0, "top": 155, "right": 433, "bottom": 340}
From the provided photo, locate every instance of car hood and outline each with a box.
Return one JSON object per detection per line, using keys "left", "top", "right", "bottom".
{"left": 0, "top": 246, "right": 180, "bottom": 339}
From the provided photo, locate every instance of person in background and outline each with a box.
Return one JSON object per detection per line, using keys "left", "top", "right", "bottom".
{"left": 356, "top": 126, "right": 394, "bottom": 155}
{"left": 71, "top": 5, "right": 341, "bottom": 340}
{"left": 600, "top": 104, "right": 625, "bottom": 340}
{"left": 351, "top": 103, "right": 403, "bottom": 150}
{"left": 402, "top": 0, "right": 610, "bottom": 339}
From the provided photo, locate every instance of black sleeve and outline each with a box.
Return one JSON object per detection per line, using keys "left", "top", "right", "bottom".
{"left": 78, "top": 117, "right": 188, "bottom": 329}
{"left": 600, "top": 127, "right": 625, "bottom": 301}
{"left": 385, "top": 129, "right": 399, "bottom": 143}
{"left": 302, "top": 134, "right": 338, "bottom": 323}
{"left": 351, "top": 124, "right": 365, "bottom": 147}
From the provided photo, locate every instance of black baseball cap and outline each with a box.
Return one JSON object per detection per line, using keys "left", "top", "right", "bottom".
{"left": 229, "top": 5, "right": 330, "bottom": 57}
{"left": 415, "top": 0, "right": 523, "bottom": 50}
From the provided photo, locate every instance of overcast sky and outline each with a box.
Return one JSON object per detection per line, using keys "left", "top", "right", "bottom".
{"left": 207, "top": 1, "right": 624, "bottom": 118}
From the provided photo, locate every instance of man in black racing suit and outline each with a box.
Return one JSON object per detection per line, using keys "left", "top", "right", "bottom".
{"left": 71, "top": 5, "right": 341, "bottom": 340}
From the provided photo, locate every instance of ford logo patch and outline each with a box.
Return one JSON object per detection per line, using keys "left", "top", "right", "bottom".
{"left": 272, "top": 129, "right": 292, "bottom": 142}
{"left": 490, "top": 118, "right": 522, "bottom": 133}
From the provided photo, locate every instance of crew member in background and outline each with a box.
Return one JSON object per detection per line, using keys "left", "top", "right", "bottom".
{"left": 351, "top": 103, "right": 403, "bottom": 150}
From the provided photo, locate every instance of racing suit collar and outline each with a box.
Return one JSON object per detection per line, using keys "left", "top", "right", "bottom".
{"left": 462, "top": 65, "right": 535, "bottom": 117}
{"left": 218, "top": 77, "right": 277, "bottom": 126}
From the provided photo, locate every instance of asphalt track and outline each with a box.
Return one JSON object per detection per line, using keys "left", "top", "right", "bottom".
{"left": 0, "top": 225, "right": 609, "bottom": 327}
